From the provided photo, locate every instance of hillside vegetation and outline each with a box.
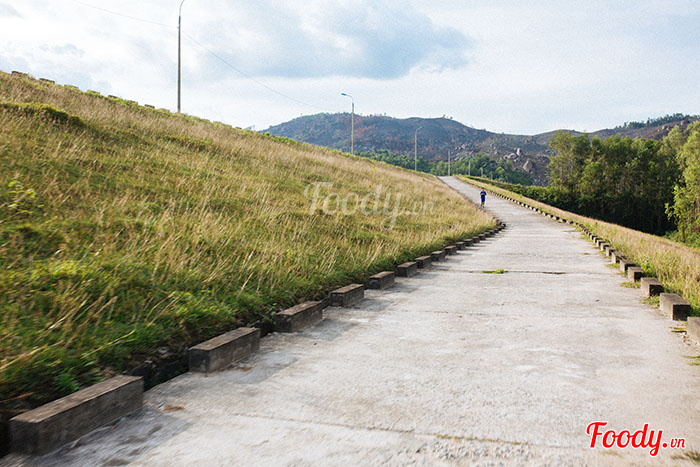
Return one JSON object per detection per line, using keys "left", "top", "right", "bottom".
{"left": 358, "top": 150, "right": 532, "bottom": 185}
{"left": 543, "top": 127, "right": 699, "bottom": 241}
{"left": 463, "top": 177, "right": 700, "bottom": 317}
{"left": 265, "top": 113, "right": 700, "bottom": 187}
{"left": 265, "top": 113, "right": 550, "bottom": 184}
{"left": 0, "top": 71, "right": 494, "bottom": 409}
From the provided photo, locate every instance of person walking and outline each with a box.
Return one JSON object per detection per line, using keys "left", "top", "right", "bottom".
{"left": 480, "top": 189, "right": 487, "bottom": 208}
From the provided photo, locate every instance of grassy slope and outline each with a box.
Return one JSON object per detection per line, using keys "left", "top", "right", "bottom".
{"left": 461, "top": 176, "right": 700, "bottom": 316}
{"left": 0, "top": 72, "right": 494, "bottom": 408}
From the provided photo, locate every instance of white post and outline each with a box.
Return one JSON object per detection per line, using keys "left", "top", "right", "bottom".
{"left": 341, "top": 93, "right": 354, "bottom": 155}
{"left": 177, "top": 0, "right": 186, "bottom": 113}
{"left": 414, "top": 126, "right": 423, "bottom": 171}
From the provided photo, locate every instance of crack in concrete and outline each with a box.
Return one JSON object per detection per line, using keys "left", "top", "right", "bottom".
{"left": 226, "top": 411, "right": 583, "bottom": 452}
{"left": 442, "top": 269, "right": 601, "bottom": 276}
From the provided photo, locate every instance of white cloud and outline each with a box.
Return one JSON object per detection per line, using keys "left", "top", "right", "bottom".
{"left": 0, "top": 2, "right": 20, "bottom": 18}
{"left": 184, "top": 0, "right": 470, "bottom": 79}
{"left": 0, "top": 0, "right": 698, "bottom": 134}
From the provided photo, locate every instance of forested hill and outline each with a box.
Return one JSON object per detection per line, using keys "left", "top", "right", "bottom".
{"left": 265, "top": 113, "right": 700, "bottom": 185}
{"left": 264, "top": 113, "right": 491, "bottom": 157}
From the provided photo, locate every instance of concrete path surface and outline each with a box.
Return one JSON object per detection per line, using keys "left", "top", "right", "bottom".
{"left": 8, "top": 176, "right": 700, "bottom": 466}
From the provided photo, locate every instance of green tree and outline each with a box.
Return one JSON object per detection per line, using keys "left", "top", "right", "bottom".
{"left": 668, "top": 123, "right": 700, "bottom": 241}
{"left": 548, "top": 132, "right": 591, "bottom": 195}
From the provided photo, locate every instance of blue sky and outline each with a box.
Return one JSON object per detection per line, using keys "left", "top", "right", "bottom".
{"left": 1, "top": 0, "right": 699, "bottom": 134}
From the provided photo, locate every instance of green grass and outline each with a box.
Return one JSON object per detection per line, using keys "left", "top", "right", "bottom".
{"left": 0, "top": 71, "right": 496, "bottom": 409}
{"left": 483, "top": 268, "right": 506, "bottom": 274}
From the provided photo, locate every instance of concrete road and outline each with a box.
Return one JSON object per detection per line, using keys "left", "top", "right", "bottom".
{"left": 9, "top": 176, "right": 700, "bottom": 466}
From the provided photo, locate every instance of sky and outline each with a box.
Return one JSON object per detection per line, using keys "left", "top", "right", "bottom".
{"left": 2, "top": 0, "right": 699, "bottom": 134}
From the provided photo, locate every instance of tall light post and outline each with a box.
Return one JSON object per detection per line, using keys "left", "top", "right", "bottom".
{"left": 414, "top": 126, "right": 423, "bottom": 171}
{"left": 340, "top": 93, "right": 354, "bottom": 155}
{"left": 177, "top": 0, "right": 186, "bottom": 113}
{"left": 441, "top": 144, "right": 451, "bottom": 176}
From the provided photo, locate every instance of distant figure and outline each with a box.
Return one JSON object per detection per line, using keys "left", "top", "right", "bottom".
{"left": 480, "top": 190, "right": 487, "bottom": 208}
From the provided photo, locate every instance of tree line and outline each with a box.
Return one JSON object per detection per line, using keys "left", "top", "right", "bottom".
{"left": 494, "top": 123, "right": 700, "bottom": 242}
{"left": 357, "top": 150, "right": 532, "bottom": 185}
{"left": 615, "top": 113, "right": 699, "bottom": 131}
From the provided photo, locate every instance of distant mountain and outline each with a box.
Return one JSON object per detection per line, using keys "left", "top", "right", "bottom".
{"left": 264, "top": 113, "right": 700, "bottom": 185}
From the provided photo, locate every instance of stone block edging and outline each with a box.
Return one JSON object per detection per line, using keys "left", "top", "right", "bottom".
{"left": 275, "top": 301, "right": 324, "bottom": 332}
{"left": 330, "top": 284, "right": 365, "bottom": 307}
{"left": 687, "top": 317, "right": 700, "bottom": 345}
{"left": 10, "top": 376, "right": 143, "bottom": 455}
{"left": 189, "top": 327, "right": 260, "bottom": 373}
{"left": 659, "top": 293, "right": 692, "bottom": 321}
{"left": 397, "top": 261, "right": 419, "bottom": 277}
{"left": 368, "top": 271, "right": 395, "bottom": 290}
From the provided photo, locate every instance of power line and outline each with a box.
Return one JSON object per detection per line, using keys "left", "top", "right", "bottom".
{"left": 70, "top": 0, "right": 175, "bottom": 28}
{"left": 183, "top": 32, "right": 329, "bottom": 112}
{"left": 69, "top": 0, "right": 331, "bottom": 113}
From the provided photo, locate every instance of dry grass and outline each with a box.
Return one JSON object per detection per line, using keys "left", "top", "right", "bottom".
{"left": 0, "top": 72, "right": 494, "bottom": 407}
{"left": 461, "top": 176, "right": 700, "bottom": 315}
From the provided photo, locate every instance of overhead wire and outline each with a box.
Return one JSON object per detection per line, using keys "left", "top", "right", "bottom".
{"left": 70, "top": 0, "right": 175, "bottom": 28}
{"left": 183, "top": 32, "right": 329, "bottom": 112}
{"left": 68, "top": 0, "right": 332, "bottom": 112}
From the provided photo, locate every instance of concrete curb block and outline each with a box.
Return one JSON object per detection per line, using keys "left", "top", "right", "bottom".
{"left": 610, "top": 251, "right": 622, "bottom": 264}
{"left": 274, "top": 301, "right": 324, "bottom": 332}
{"left": 640, "top": 278, "right": 664, "bottom": 297}
{"left": 687, "top": 317, "right": 700, "bottom": 345}
{"left": 463, "top": 239, "right": 474, "bottom": 246}
{"left": 444, "top": 245, "right": 457, "bottom": 255}
{"left": 189, "top": 327, "right": 260, "bottom": 373}
{"left": 455, "top": 241, "right": 466, "bottom": 250}
{"left": 627, "top": 267, "right": 644, "bottom": 282}
{"left": 397, "top": 261, "right": 419, "bottom": 277}
{"left": 368, "top": 271, "right": 396, "bottom": 290}
{"left": 10, "top": 376, "right": 143, "bottom": 455}
{"left": 659, "top": 293, "right": 692, "bottom": 321}
{"left": 330, "top": 284, "right": 365, "bottom": 307}
{"left": 430, "top": 250, "right": 446, "bottom": 261}
{"left": 619, "top": 259, "right": 635, "bottom": 273}
{"left": 415, "top": 256, "right": 432, "bottom": 268}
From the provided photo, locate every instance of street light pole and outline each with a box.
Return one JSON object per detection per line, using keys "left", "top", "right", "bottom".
{"left": 340, "top": 93, "right": 354, "bottom": 155}
{"left": 177, "top": 0, "right": 186, "bottom": 113}
{"left": 414, "top": 126, "right": 423, "bottom": 171}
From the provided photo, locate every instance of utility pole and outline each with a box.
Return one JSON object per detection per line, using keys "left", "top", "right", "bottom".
{"left": 177, "top": 0, "right": 186, "bottom": 113}
{"left": 340, "top": 93, "right": 354, "bottom": 155}
{"left": 448, "top": 149, "right": 451, "bottom": 176}
{"left": 414, "top": 126, "right": 423, "bottom": 171}
{"left": 468, "top": 158, "right": 471, "bottom": 176}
